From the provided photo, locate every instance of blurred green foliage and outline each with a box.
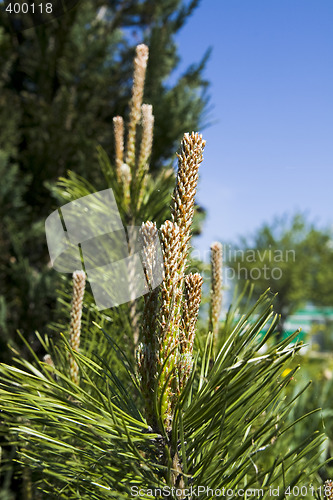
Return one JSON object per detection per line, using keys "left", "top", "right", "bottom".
{"left": 227, "top": 213, "right": 333, "bottom": 340}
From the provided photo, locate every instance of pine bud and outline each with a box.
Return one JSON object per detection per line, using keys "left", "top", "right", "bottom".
{"left": 113, "top": 116, "right": 124, "bottom": 182}
{"left": 69, "top": 270, "right": 86, "bottom": 385}
{"left": 209, "top": 241, "right": 223, "bottom": 343}
{"left": 125, "top": 44, "right": 149, "bottom": 170}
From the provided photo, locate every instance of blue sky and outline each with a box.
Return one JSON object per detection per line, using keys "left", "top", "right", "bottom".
{"left": 174, "top": 0, "right": 333, "bottom": 258}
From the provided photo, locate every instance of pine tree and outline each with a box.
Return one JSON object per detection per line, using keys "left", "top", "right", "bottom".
{"left": 0, "top": 44, "right": 328, "bottom": 500}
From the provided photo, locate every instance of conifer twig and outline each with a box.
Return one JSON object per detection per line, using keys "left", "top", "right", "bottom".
{"left": 156, "top": 221, "right": 182, "bottom": 430}
{"left": 137, "top": 104, "right": 154, "bottom": 206}
{"left": 138, "top": 104, "right": 154, "bottom": 173}
{"left": 159, "top": 221, "right": 182, "bottom": 344}
{"left": 209, "top": 241, "right": 223, "bottom": 344}
{"left": 125, "top": 44, "right": 149, "bottom": 171}
{"left": 171, "top": 132, "right": 206, "bottom": 275}
{"left": 179, "top": 272, "right": 203, "bottom": 391}
{"left": 137, "top": 222, "right": 162, "bottom": 426}
{"left": 69, "top": 270, "right": 86, "bottom": 385}
{"left": 140, "top": 221, "right": 161, "bottom": 290}
{"left": 113, "top": 115, "right": 124, "bottom": 183}
{"left": 127, "top": 225, "right": 141, "bottom": 351}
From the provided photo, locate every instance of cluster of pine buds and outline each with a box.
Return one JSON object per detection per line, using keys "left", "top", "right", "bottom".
{"left": 112, "top": 44, "right": 156, "bottom": 347}
{"left": 62, "top": 45, "right": 210, "bottom": 436}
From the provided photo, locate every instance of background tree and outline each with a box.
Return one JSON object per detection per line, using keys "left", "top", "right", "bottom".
{"left": 0, "top": 0, "right": 210, "bottom": 358}
{"left": 226, "top": 213, "right": 333, "bottom": 340}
